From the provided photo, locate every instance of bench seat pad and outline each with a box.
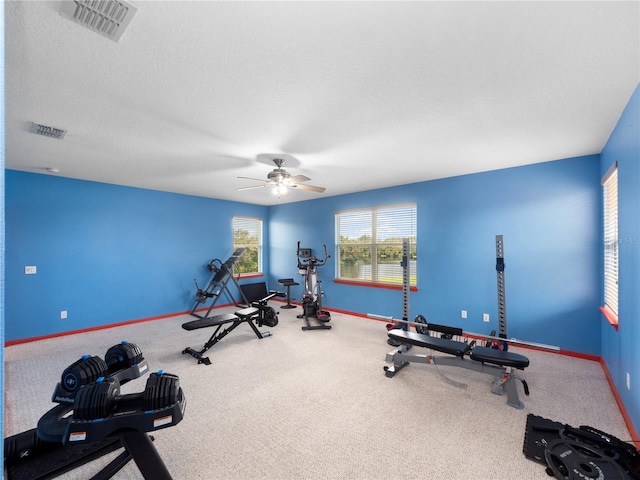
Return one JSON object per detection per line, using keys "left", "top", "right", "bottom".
{"left": 470, "top": 346, "right": 529, "bottom": 369}
{"left": 388, "top": 330, "right": 468, "bottom": 357}
{"left": 182, "top": 313, "right": 238, "bottom": 331}
{"left": 235, "top": 307, "right": 259, "bottom": 319}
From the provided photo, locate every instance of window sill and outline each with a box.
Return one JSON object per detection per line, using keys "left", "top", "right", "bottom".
{"left": 600, "top": 305, "right": 619, "bottom": 331}
{"left": 334, "top": 279, "right": 418, "bottom": 292}
{"left": 240, "top": 273, "right": 264, "bottom": 279}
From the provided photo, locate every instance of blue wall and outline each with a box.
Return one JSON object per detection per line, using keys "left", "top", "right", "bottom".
{"left": 6, "top": 154, "right": 603, "bottom": 354}
{"left": 269, "top": 155, "right": 602, "bottom": 355}
{"left": 600, "top": 84, "right": 640, "bottom": 436}
{"left": 5, "top": 172, "right": 268, "bottom": 341}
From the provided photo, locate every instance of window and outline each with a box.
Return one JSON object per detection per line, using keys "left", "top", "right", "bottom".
{"left": 602, "top": 162, "right": 618, "bottom": 322}
{"left": 233, "top": 216, "right": 262, "bottom": 275}
{"left": 335, "top": 204, "right": 417, "bottom": 287}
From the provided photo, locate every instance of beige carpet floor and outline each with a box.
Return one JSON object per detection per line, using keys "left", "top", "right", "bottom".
{"left": 4, "top": 305, "right": 633, "bottom": 479}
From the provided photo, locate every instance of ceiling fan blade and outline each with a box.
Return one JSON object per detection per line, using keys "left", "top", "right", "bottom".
{"left": 238, "top": 176, "right": 272, "bottom": 182}
{"left": 290, "top": 175, "right": 311, "bottom": 183}
{"left": 236, "top": 184, "right": 271, "bottom": 191}
{"left": 291, "top": 184, "right": 326, "bottom": 193}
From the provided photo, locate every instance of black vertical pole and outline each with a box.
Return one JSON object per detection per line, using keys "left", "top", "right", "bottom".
{"left": 402, "top": 237, "right": 410, "bottom": 330}
{"left": 495, "top": 235, "right": 507, "bottom": 342}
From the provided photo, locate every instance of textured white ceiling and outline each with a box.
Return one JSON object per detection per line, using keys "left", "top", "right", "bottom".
{"left": 5, "top": 1, "right": 640, "bottom": 206}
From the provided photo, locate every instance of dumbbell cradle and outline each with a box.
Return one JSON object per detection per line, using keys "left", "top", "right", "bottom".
{"left": 38, "top": 370, "right": 186, "bottom": 446}
{"left": 8, "top": 341, "right": 184, "bottom": 480}
{"left": 73, "top": 371, "right": 180, "bottom": 420}
{"left": 64, "top": 371, "right": 185, "bottom": 445}
{"left": 52, "top": 341, "right": 148, "bottom": 404}
{"left": 3, "top": 428, "right": 59, "bottom": 464}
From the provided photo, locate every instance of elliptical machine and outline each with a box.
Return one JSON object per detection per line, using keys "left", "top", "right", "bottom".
{"left": 296, "top": 241, "right": 332, "bottom": 331}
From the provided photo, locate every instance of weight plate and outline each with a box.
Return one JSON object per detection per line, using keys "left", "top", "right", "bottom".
{"left": 559, "top": 428, "right": 621, "bottom": 463}
{"left": 414, "top": 315, "right": 429, "bottom": 335}
{"left": 544, "top": 439, "right": 630, "bottom": 480}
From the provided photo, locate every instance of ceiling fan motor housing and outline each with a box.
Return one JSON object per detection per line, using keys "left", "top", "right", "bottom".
{"left": 268, "top": 169, "right": 290, "bottom": 183}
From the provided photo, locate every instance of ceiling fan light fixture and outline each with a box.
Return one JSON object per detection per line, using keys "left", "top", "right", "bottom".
{"left": 237, "top": 156, "right": 326, "bottom": 197}
{"left": 275, "top": 183, "right": 288, "bottom": 197}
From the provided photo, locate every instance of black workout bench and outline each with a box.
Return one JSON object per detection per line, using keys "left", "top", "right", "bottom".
{"left": 182, "top": 307, "right": 270, "bottom": 365}
{"left": 385, "top": 323, "right": 530, "bottom": 409}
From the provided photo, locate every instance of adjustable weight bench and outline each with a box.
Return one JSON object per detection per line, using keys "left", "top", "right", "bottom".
{"left": 182, "top": 307, "right": 271, "bottom": 365}
{"left": 385, "top": 324, "right": 530, "bottom": 409}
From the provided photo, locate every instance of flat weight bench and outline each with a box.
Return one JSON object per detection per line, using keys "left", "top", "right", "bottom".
{"left": 385, "top": 327, "right": 530, "bottom": 409}
{"left": 182, "top": 307, "right": 271, "bottom": 365}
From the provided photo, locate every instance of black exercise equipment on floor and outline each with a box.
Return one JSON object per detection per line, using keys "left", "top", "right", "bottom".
{"left": 189, "top": 248, "right": 249, "bottom": 320}
{"left": 4, "top": 342, "right": 185, "bottom": 480}
{"left": 295, "top": 241, "right": 332, "bottom": 330}
{"left": 369, "top": 235, "right": 562, "bottom": 408}
{"left": 523, "top": 414, "right": 640, "bottom": 479}
{"left": 278, "top": 278, "right": 299, "bottom": 309}
{"left": 239, "top": 282, "right": 281, "bottom": 328}
{"left": 182, "top": 284, "right": 279, "bottom": 365}
{"left": 384, "top": 320, "right": 530, "bottom": 409}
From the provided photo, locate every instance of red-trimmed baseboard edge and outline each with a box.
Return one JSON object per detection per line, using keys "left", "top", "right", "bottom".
{"left": 334, "top": 307, "right": 640, "bottom": 443}
{"left": 4, "top": 303, "right": 238, "bottom": 347}
{"left": 600, "top": 358, "right": 640, "bottom": 444}
{"left": 6, "top": 301, "right": 640, "bottom": 444}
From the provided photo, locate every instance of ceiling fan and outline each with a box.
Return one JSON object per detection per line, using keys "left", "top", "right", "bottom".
{"left": 237, "top": 157, "right": 327, "bottom": 196}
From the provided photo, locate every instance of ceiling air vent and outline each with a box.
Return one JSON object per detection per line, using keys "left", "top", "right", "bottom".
{"left": 59, "top": 0, "right": 138, "bottom": 42}
{"left": 30, "top": 122, "right": 68, "bottom": 140}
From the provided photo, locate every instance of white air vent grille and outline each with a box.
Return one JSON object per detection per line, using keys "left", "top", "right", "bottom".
{"left": 30, "top": 122, "right": 68, "bottom": 140}
{"left": 60, "top": 0, "right": 138, "bottom": 42}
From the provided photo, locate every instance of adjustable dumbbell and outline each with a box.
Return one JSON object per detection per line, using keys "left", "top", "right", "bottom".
{"left": 105, "top": 341, "right": 144, "bottom": 374}
{"left": 58, "top": 355, "right": 109, "bottom": 397}
{"left": 73, "top": 371, "right": 180, "bottom": 421}
{"left": 52, "top": 342, "right": 146, "bottom": 404}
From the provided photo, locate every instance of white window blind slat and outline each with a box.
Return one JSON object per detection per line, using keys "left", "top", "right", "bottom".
{"left": 335, "top": 204, "right": 417, "bottom": 286}
{"left": 602, "top": 164, "right": 618, "bottom": 315}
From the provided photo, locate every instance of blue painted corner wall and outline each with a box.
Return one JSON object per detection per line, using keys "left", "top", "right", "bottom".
{"left": 5, "top": 173, "right": 268, "bottom": 340}
{"left": 269, "top": 155, "right": 602, "bottom": 355}
{"left": 600, "top": 83, "right": 640, "bottom": 437}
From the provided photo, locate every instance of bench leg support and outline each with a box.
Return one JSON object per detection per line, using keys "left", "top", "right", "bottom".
{"left": 384, "top": 348, "right": 528, "bottom": 408}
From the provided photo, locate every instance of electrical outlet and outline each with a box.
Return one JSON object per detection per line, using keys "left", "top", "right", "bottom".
{"left": 461, "top": 310, "right": 467, "bottom": 319}
{"left": 627, "top": 372, "right": 631, "bottom": 390}
{"left": 483, "top": 313, "right": 490, "bottom": 322}
{"left": 25, "top": 266, "right": 37, "bottom": 274}
{"left": 61, "top": 311, "right": 67, "bottom": 319}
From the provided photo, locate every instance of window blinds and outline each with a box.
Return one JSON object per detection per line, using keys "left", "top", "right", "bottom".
{"left": 602, "top": 163, "right": 618, "bottom": 315}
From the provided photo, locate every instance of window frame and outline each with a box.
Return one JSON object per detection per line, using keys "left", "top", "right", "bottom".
{"left": 600, "top": 162, "right": 618, "bottom": 329}
{"left": 232, "top": 216, "right": 263, "bottom": 276}
{"left": 334, "top": 203, "right": 417, "bottom": 288}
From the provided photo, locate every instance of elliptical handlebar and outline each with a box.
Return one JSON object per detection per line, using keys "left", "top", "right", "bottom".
{"left": 297, "top": 241, "right": 330, "bottom": 269}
